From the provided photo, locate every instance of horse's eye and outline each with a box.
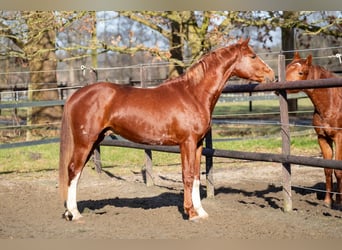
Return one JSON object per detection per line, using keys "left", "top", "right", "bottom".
{"left": 298, "top": 72, "right": 303, "bottom": 75}
{"left": 251, "top": 55, "right": 256, "bottom": 59}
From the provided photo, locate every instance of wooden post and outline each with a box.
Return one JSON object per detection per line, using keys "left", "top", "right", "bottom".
{"left": 93, "top": 146, "right": 102, "bottom": 173}
{"left": 89, "top": 57, "right": 102, "bottom": 173}
{"left": 140, "top": 64, "right": 154, "bottom": 186}
{"left": 205, "top": 128, "right": 215, "bottom": 198}
{"left": 14, "top": 85, "right": 18, "bottom": 116}
{"left": 281, "top": 12, "right": 298, "bottom": 114}
{"left": 143, "top": 149, "right": 154, "bottom": 186}
{"left": 278, "top": 54, "right": 292, "bottom": 212}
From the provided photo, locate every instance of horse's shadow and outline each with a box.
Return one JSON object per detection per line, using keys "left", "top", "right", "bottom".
{"left": 77, "top": 172, "right": 329, "bottom": 218}
{"left": 78, "top": 190, "right": 188, "bottom": 219}
{"left": 215, "top": 184, "right": 283, "bottom": 209}
{"left": 215, "top": 182, "right": 328, "bottom": 210}
{"left": 78, "top": 170, "right": 210, "bottom": 219}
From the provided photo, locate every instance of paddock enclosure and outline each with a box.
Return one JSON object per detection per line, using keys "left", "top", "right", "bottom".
{"left": 1, "top": 51, "right": 342, "bottom": 238}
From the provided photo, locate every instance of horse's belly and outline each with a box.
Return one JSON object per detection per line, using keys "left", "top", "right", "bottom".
{"left": 110, "top": 120, "right": 179, "bottom": 145}
{"left": 110, "top": 116, "right": 207, "bottom": 146}
{"left": 115, "top": 129, "right": 179, "bottom": 146}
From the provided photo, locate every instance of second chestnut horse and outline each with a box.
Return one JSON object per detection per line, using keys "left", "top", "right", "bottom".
{"left": 286, "top": 52, "right": 342, "bottom": 209}
{"left": 59, "top": 38, "right": 275, "bottom": 221}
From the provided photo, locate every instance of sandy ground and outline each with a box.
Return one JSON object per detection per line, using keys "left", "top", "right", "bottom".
{"left": 0, "top": 160, "right": 341, "bottom": 239}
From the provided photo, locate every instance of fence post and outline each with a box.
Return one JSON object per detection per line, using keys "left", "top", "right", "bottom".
{"left": 278, "top": 54, "right": 292, "bottom": 212}
{"left": 93, "top": 146, "right": 102, "bottom": 173}
{"left": 143, "top": 149, "right": 154, "bottom": 186}
{"left": 91, "top": 68, "right": 102, "bottom": 173}
{"left": 140, "top": 64, "right": 154, "bottom": 186}
{"left": 205, "top": 128, "right": 215, "bottom": 198}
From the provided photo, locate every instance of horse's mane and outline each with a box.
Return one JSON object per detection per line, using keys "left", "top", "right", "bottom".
{"left": 164, "top": 44, "right": 238, "bottom": 87}
{"left": 308, "top": 64, "right": 338, "bottom": 80}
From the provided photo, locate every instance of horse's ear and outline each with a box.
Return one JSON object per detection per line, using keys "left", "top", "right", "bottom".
{"left": 239, "top": 37, "right": 250, "bottom": 47}
{"left": 306, "top": 54, "right": 313, "bottom": 66}
{"left": 293, "top": 52, "right": 301, "bottom": 60}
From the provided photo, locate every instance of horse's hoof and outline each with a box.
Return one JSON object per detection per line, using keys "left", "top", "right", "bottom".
{"left": 186, "top": 206, "right": 209, "bottom": 221}
{"left": 62, "top": 210, "right": 83, "bottom": 221}
{"left": 323, "top": 201, "right": 332, "bottom": 208}
{"left": 62, "top": 210, "right": 73, "bottom": 221}
{"left": 189, "top": 211, "right": 209, "bottom": 222}
{"left": 189, "top": 216, "right": 201, "bottom": 223}
{"left": 189, "top": 214, "right": 208, "bottom": 223}
{"left": 196, "top": 207, "right": 209, "bottom": 218}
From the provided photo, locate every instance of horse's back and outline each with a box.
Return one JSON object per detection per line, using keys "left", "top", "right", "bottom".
{"left": 65, "top": 82, "right": 137, "bottom": 117}
{"left": 66, "top": 82, "right": 120, "bottom": 103}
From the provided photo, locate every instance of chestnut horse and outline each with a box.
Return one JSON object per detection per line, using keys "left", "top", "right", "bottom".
{"left": 286, "top": 52, "right": 342, "bottom": 209}
{"left": 59, "top": 38, "right": 275, "bottom": 221}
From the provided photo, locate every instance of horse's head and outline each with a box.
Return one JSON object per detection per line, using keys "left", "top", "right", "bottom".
{"left": 232, "top": 38, "right": 275, "bottom": 83}
{"left": 286, "top": 52, "right": 312, "bottom": 81}
{"left": 285, "top": 52, "right": 312, "bottom": 93}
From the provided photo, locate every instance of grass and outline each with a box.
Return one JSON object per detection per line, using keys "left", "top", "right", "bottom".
{"left": 0, "top": 133, "right": 320, "bottom": 175}
{"left": 0, "top": 143, "right": 60, "bottom": 173}
{"left": 213, "top": 96, "right": 314, "bottom": 117}
{"left": 0, "top": 96, "right": 320, "bottom": 174}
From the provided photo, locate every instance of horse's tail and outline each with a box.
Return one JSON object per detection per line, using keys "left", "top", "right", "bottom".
{"left": 59, "top": 103, "right": 74, "bottom": 202}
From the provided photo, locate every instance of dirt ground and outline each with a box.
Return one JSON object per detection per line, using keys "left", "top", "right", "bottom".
{"left": 0, "top": 160, "right": 342, "bottom": 239}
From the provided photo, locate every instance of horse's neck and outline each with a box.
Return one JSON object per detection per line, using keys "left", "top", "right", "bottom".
{"left": 187, "top": 48, "right": 238, "bottom": 112}
{"left": 305, "top": 65, "right": 339, "bottom": 116}
{"left": 305, "top": 88, "right": 330, "bottom": 115}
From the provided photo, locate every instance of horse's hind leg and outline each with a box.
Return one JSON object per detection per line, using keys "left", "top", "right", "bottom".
{"left": 64, "top": 170, "right": 82, "bottom": 220}
{"left": 64, "top": 146, "right": 93, "bottom": 221}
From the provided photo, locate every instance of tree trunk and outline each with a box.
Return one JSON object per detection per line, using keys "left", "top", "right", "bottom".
{"left": 168, "top": 15, "right": 184, "bottom": 78}
{"left": 281, "top": 11, "right": 298, "bottom": 113}
{"left": 25, "top": 11, "right": 62, "bottom": 140}
{"left": 167, "top": 11, "right": 212, "bottom": 78}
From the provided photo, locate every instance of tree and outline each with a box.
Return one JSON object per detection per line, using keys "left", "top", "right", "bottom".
{"left": 1, "top": 11, "right": 341, "bottom": 140}
{"left": 281, "top": 11, "right": 299, "bottom": 112}
{"left": 103, "top": 11, "right": 233, "bottom": 77}
{"left": 0, "top": 11, "right": 88, "bottom": 139}
{"left": 24, "top": 11, "right": 61, "bottom": 139}
{"left": 100, "top": 11, "right": 341, "bottom": 76}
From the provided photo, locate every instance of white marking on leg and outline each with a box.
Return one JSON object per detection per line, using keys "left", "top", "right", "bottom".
{"left": 192, "top": 179, "right": 208, "bottom": 218}
{"left": 67, "top": 172, "right": 82, "bottom": 220}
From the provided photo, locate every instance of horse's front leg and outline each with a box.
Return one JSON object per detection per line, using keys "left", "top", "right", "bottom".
{"left": 318, "top": 136, "right": 334, "bottom": 207}
{"left": 323, "top": 168, "right": 334, "bottom": 207}
{"left": 180, "top": 140, "right": 208, "bottom": 220}
{"left": 191, "top": 142, "right": 208, "bottom": 219}
{"left": 334, "top": 169, "right": 342, "bottom": 210}
{"left": 333, "top": 135, "right": 342, "bottom": 210}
